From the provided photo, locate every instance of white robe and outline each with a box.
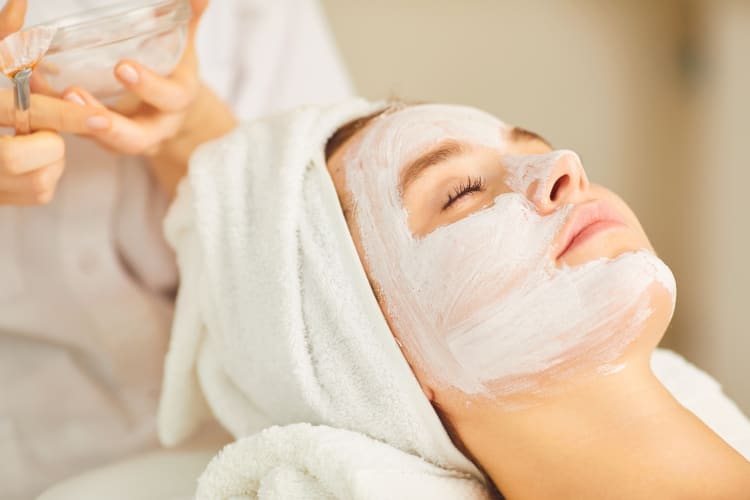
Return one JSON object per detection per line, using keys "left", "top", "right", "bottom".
{"left": 0, "top": 1, "right": 352, "bottom": 499}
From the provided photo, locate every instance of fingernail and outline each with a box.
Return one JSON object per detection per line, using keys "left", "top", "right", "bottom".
{"left": 64, "top": 92, "right": 86, "bottom": 106}
{"left": 116, "top": 64, "right": 139, "bottom": 84}
{"left": 86, "top": 116, "right": 110, "bottom": 130}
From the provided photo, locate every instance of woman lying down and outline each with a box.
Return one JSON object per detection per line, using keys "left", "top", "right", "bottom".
{"left": 158, "top": 99, "right": 750, "bottom": 500}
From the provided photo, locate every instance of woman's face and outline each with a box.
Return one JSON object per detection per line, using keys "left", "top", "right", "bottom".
{"left": 327, "top": 104, "right": 676, "bottom": 407}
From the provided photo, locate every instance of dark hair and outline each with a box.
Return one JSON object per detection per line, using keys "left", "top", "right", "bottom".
{"left": 325, "top": 101, "right": 413, "bottom": 160}
{"left": 325, "top": 109, "right": 387, "bottom": 161}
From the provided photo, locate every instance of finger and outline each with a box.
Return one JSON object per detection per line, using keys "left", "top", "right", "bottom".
{"left": 0, "top": 0, "right": 27, "bottom": 39}
{"left": 0, "top": 158, "right": 64, "bottom": 205}
{"left": 29, "top": 67, "right": 61, "bottom": 97}
{"left": 0, "top": 89, "right": 111, "bottom": 133}
{"left": 98, "top": 111, "right": 184, "bottom": 155}
{"left": 62, "top": 86, "right": 106, "bottom": 110}
{"left": 110, "top": 1, "right": 205, "bottom": 112}
{"left": 113, "top": 55, "right": 198, "bottom": 112}
{"left": 0, "top": 130, "right": 64, "bottom": 174}
{"left": 64, "top": 87, "right": 181, "bottom": 155}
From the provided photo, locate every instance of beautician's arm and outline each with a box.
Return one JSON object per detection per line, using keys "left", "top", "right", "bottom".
{"left": 145, "top": 83, "right": 236, "bottom": 197}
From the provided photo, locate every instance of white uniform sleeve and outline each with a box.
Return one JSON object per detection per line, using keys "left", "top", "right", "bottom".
{"left": 197, "top": 0, "right": 354, "bottom": 121}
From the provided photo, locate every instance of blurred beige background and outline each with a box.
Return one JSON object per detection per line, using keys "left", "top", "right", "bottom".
{"left": 321, "top": 0, "right": 749, "bottom": 411}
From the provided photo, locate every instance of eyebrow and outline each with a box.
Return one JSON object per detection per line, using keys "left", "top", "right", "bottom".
{"left": 509, "top": 126, "right": 552, "bottom": 148}
{"left": 399, "top": 140, "right": 468, "bottom": 193}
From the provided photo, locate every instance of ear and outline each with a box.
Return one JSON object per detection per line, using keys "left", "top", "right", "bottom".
{"left": 391, "top": 335, "right": 437, "bottom": 402}
{"left": 0, "top": 0, "right": 27, "bottom": 39}
{"left": 416, "top": 376, "right": 436, "bottom": 402}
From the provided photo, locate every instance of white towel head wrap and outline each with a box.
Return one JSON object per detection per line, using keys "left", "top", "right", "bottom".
{"left": 159, "top": 99, "right": 485, "bottom": 485}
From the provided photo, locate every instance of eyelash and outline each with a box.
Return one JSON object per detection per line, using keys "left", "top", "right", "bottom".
{"left": 443, "top": 176, "right": 486, "bottom": 210}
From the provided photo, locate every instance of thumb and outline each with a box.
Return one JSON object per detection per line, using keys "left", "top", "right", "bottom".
{"left": 187, "top": 0, "right": 208, "bottom": 40}
{"left": 190, "top": 0, "right": 208, "bottom": 20}
{"left": 0, "top": 0, "right": 27, "bottom": 39}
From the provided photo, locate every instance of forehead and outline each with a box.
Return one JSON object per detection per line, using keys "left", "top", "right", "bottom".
{"left": 374, "top": 103, "right": 509, "bottom": 132}
{"left": 346, "top": 104, "right": 511, "bottom": 171}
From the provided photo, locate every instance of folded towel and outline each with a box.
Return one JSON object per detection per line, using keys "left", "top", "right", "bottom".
{"left": 196, "top": 423, "right": 490, "bottom": 500}
{"left": 159, "top": 99, "right": 487, "bottom": 497}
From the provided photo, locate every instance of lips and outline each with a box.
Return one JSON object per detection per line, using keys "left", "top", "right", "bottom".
{"left": 555, "top": 200, "right": 627, "bottom": 260}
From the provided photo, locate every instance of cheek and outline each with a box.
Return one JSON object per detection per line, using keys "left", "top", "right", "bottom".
{"left": 369, "top": 195, "right": 569, "bottom": 392}
{"left": 401, "top": 182, "right": 442, "bottom": 237}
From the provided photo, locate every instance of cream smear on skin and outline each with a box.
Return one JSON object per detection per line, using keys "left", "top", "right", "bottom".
{"left": 344, "top": 104, "right": 676, "bottom": 398}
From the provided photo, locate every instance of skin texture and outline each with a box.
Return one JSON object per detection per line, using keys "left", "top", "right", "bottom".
{"left": 0, "top": 0, "right": 236, "bottom": 204}
{"left": 326, "top": 107, "right": 750, "bottom": 499}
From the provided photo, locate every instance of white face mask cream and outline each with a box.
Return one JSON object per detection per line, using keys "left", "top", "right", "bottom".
{"left": 343, "top": 104, "right": 676, "bottom": 398}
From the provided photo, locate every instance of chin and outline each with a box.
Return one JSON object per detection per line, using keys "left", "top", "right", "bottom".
{"left": 558, "top": 224, "right": 677, "bottom": 354}
{"left": 626, "top": 251, "right": 678, "bottom": 355}
{"left": 629, "top": 279, "right": 677, "bottom": 358}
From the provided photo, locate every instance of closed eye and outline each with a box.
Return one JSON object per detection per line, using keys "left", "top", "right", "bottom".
{"left": 443, "top": 176, "right": 485, "bottom": 210}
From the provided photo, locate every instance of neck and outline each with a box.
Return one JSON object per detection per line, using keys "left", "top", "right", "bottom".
{"left": 457, "top": 359, "right": 750, "bottom": 500}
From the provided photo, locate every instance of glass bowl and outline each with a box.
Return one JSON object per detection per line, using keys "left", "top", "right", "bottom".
{"left": 34, "top": 0, "right": 191, "bottom": 102}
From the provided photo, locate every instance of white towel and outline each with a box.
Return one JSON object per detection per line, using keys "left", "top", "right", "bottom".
{"left": 196, "top": 423, "right": 490, "bottom": 500}
{"left": 159, "top": 99, "right": 487, "bottom": 498}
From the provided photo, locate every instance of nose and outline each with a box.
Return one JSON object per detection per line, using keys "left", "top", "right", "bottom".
{"left": 530, "top": 150, "right": 589, "bottom": 213}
